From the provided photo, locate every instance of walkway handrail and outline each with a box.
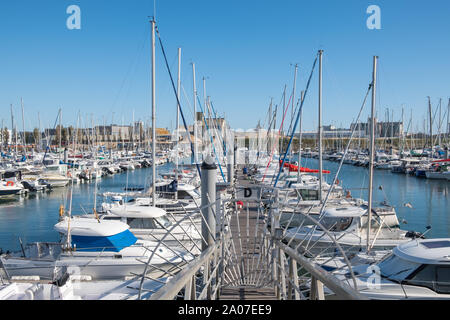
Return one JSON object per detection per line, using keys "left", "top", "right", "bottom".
{"left": 149, "top": 242, "right": 219, "bottom": 300}
{"left": 274, "top": 240, "right": 367, "bottom": 300}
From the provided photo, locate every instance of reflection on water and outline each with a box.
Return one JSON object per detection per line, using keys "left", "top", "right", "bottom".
{"left": 0, "top": 163, "right": 174, "bottom": 252}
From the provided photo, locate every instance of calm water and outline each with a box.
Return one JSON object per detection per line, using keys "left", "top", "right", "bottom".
{"left": 0, "top": 159, "right": 448, "bottom": 252}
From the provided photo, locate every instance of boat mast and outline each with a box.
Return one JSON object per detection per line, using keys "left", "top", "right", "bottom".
{"left": 367, "top": 55, "right": 378, "bottom": 252}
{"left": 132, "top": 110, "right": 135, "bottom": 153}
{"left": 203, "top": 77, "right": 207, "bottom": 156}
{"left": 175, "top": 47, "right": 181, "bottom": 194}
{"left": 297, "top": 91, "right": 304, "bottom": 181}
{"left": 192, "top": 62, "right": 198, "bottom": 164}
{"left": 391, "top": 109, "right": 394, "bottom": 151}
{"left": 10, "top": 104, "right": 17, "bottom": 156}
{"left": 291, "top": 64, "right": 298, "bottom": 165}
{"left": 401, "top": 106, "right": 404, "bottom": 157}
{"left": 151, "top": 18, "right": 156, "bottom": 207}
{"left": 21, "top": 98, "right": 26, "bottom": 155}
{"left": 318, "top": 50, "right": 323, "bottom": 203}
{"left": 428, "top": 96, "right": 432, "bottom": 153}
{"left": 0, "top": 119, "right": 3, "bottom": 152}
{"left": 280, "top": 85, "right": 286, "bottom": 156}
{"left": 438, "top": 98, "right": 442, "bottom": 147}
{"left": 447, "top": 98, "right": 450, "bottom": 144}
{"left": 59, "top": 108, "right": 62, "bottom": 160}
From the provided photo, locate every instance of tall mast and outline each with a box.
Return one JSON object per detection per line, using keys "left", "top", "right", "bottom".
{"left": 121, "top": 116, "right": 125, "bottom": 153}
{"left": 367, "top": 55, "right": 378, "bottom": 252}
{"left": 132, "top": 110, "right": 135, "bottom": 152}
{"left": 10, "top": 104, "right": 17, "bottom": 156}
{"left": 291, "top": 64, "right": 298, "bottom": 165}
{"left": 447, "top": 98, "right": 450, "bottom": 144}
{"left": 203, "top": 77, "right": 207, "bottom": 154}
{"left": 175, "top": 47, "right": 181, "bottom": 191}
{"left": 59, "top": 108, "right": 62, "bottom": 159}
{"left": 401, "top": 107, "right": 404, "bottom": 156}
{"left": 192, "top": 63, "right": 198, "bottom": 164}
{"left": 391, "top": 109, "right": 394, "bottom": 150}
{"left": 1, "top": 119, "right": 3, "bottom": 152}
{"left": 21, "top": 98, "right": 25, "bottom": 155}
{"left": 267, "top": 98, "right": 273, "bottom": 155}
{"left": 151, "top": 18, "right": 156, "bottom": 206}
{"left": 318, "top": 50, "right": 323, "bottom": 203}
{"left": 428, "top": 96, "right": 432, "bottom": 152}
{"left": 279, "top": 85, "right": 287, "bottom": 155}
{"left": 438, "top": 98, "right": 442, "bottom": 146}
{"left": 297, "top": 91, "right": 304, "bottom": 181}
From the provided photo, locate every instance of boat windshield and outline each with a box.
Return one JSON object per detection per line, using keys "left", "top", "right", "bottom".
{"left": 377, "top": 254, "right": 420, "bottom": 281}
{"left": 299, "top": 188, "right": 319, "bottom": 201}
{"left": 318, "top": 216, "right": 353, "bottom": 232}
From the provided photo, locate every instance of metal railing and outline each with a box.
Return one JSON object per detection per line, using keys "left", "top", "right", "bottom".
{"left": 136, "top": 179, "right": 366, "bottom": 300}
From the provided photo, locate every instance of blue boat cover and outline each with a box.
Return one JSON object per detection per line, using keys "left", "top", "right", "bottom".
{"left": 71, "top": 229, "right": 138, "bottom": 252}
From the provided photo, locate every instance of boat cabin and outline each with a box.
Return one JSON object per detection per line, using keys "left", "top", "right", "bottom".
{"left": 376, "top": 239, "right": 450, "bottom": 294}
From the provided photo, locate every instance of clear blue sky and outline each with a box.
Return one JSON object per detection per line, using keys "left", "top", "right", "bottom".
{"left": 1, "top": 0, "right": 449, "bottom": 133}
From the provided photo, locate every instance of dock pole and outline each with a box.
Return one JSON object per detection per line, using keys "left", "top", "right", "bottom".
{"left": 227, "top": 149, "right": 234, "bottom": 186}
{"left": 201, "top": 155, "right": 217, "bottom": 251}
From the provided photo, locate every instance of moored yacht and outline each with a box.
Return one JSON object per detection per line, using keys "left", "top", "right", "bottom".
{"left": 0, "top": 217, "right": 192, "bottom": 281}
{"left": 283, "top": 206, "right": 419, "bottom": 256}
{"left": 330, "top": 238, "right": 450, "bottom": 299}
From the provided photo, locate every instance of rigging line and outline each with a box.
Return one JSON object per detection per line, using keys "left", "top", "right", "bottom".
{"left": 196, "top": 95, "right": 227, "bottom": 183}
{"left": 180, "top": 84, "right": 195, "bottom": 120}
{"left": 317, "top": 82, "right": 373, "bottom": 220}
{"left": 274, "top": 53, "right": 319, "bottom": 188}
{"left": 284, "top": 98, "right": 301, "bottom": 150}
{"left": 154, "top": 23, "right": 201, "bottom": 178}
{"left": 209, "top": 101, "right": 227, "bottom": 156}
{"left": 262, "top": 91, "right": 293, "bottom": 183}
{"left": 269, "top": 91, "right": 296, "bottom": 185}
{"left": 270, "top": 96, "right": 300, "bottom": 185}
{"left": 120, "top": 33, "right": 153, "bottom": 112}
{"left": 42, "top": 109, "right": 62, "bottom": 166}
{"left": 112, "top": 26, "right": 149, "bottom": 111}
{"left": 208, "top": 104, "right": 227, "bottom": 167}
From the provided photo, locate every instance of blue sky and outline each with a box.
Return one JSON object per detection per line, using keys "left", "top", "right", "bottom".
{"left": 0, "top": 0, "right": 449, "bottom": 132}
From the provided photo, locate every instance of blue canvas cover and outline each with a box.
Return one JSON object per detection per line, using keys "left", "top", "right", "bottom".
{"left": 71, "top": 229, "right": 138, "bottom": 252}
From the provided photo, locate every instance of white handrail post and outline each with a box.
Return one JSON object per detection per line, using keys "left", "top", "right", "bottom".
{"left": 310, "top": 276, "right": 325, "bottom": 300}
